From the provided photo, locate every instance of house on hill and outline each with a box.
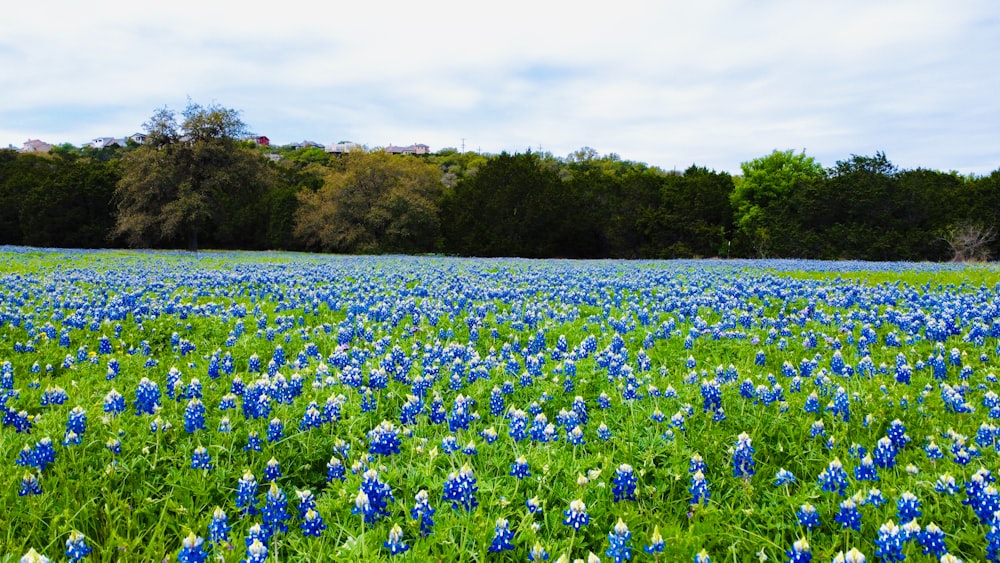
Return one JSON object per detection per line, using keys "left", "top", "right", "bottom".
{"left": 89, "top": 137, "right": 124, "bottom": 149}
{"left": 326, "top": 141, "right": 361, "bottom": 154}
{"left": 20, "top": 139, "right": 53, "bottom": 153}
{"left": 286, "top": 140, "right": 324, "bottom": 150}
{"left": 128, "top": 132, "right": 147, "bottom": 145}
{"left": 385, "top": 143, "right": 430, "bottom": 155}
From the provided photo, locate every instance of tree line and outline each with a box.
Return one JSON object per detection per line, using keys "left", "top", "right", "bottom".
{"left": 2, "top": 102, "right": 999, "bottom": 261}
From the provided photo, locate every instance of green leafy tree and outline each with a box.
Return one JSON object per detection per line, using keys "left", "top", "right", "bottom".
{"left": 730, "top": 149, "right": 825, "bottom": 257}
{"left": 293, "top": 150, "right": 443, "bottom": 254}
{"left": 113, "top": 102, "right": 274, "bottom": 250}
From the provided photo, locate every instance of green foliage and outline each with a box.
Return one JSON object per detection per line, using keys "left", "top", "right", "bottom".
{"left": 293, "top": 150, "right": 444, "bottom": 254}
{"left": 113, "top": 102, "right": 279, "bottom": 251}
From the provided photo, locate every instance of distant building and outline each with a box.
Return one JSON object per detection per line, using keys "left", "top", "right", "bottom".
{"left": 20, "top": 139, "right": 53, "bottom": 153}
{"left": 128, "top": 132, "right": 147, "bottom": 145}
{"left": 252, "top": 135, "right": 270, "bottom": 146}
{"left": 385, "top": 143, "right": 430, "bottom": 155}
{"left": 326, "top": 141, "right": 361, "bottom": 154}
{"left": 285, "top": 140, "right": 324, "bottom": 150}
{"left": 89, "top": 137, "right": 124, "bottom": 149}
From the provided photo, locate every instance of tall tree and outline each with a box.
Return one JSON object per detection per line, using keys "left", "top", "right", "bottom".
{"left": 113, "top": 102, "right": 274, "bottom": 250}
{"left": 730, "top": 149, "right": 825, "bottom": 257}
{"left": 293, "top": 150, "right": 443, "bottom": 254}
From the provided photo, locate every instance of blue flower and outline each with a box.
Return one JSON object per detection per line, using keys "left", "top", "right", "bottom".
{"left": 872, "top": 437, "right": 897, "bottom": 469}
{"left": 774, "top": 468, "right": 797, "bottom": 487}
{"left": 488, "top": 518, "right": 515, "bottom": 552}
{"left": 694, "top": 549, "right": 711, "bottom": 563}
{"left": 874, "top": 521, "right": 904, "bottom": 562}
{"left": 644, "top": 526, "right": 665, "bottom": 554}
{"left": 300, "top": 508, "right": 326, "bottom": 537}
{"left": 410, "top": 489, "right": 435, "bottom": 537}
{"left": 613, "top": 463, "right": 638, "bottom": 502}
{"left": 19, "top": 472, "right": 42, "bottom": 496}
{"left": 244, "top": 431, "right": 262, "bottom": 452}
{"left": 796, "top": 503, "right": 820, "bottom": 530}
{"left": 368, "top": 420, "right": 402, "bottom": 456}
{"left": 443, "top": 463, "right": 478, "bottom": 511}
{"left": 183, "top": 398, "right": 206, "bottom": 433}
{"left": 261, "top": 482, "right": 290, "bottom": 538}
{"left": 235, "top": 471, "right": 258, "bottom": 515}
{"left": 353, "top": 469, "right": 394, "bottom": 524}
{"left": 526, "top": 496, "right": 543, "bottom": 514}
{"left": 190, "top": 446, "right": 212, "bottom": 470}
{"left": 690, "top": 470, "right": 710, "bottom": 506}
{"left": 562, "top": 499, "right": 589, "bottom": 531}
{"left": 731, "top": 432, "right": 756, "bottom": 480}
{"left": 263, "top": 457, "right": 281, "bottom": 481}
{"left": 208, "top": 507, "right": 229, "bottom": 544}
{"left": 817, "top": 458, "right": 849, "bottom": 496}
{"left": 64, "top": 531, "right": 91, "bottom": 562}
{"left": 176, "top": 532, "right": 206, "bottom": 563}
{"left": 103, "top": 389, "right": 125, "bottom": 416}
{"left": 383, "top": 524, "right": 409, "bottom": 555}
{"left": 20, "top": 548, "right": 50, "bottom": 563}
{"left": 834, "top": 498, "right": 862, "bottom": 531}
{"left": 133, "top": 377, "right": 160, "bottom": 415}
{"left": 831, "top": 547, "right": 866, "bottom": 563}
{"left": 510, "top": 456, "right": 531, "bottom": 479}
{"left": 855, "top": 454, "right": 879, "bottom": 481}
{"left": 529, "top": 542, "right": 550, "bottom": 561}
{"left": 326, "top": 457, "right": 346, "bottom": 482}
{"left": 785, "top": 538, "right": 812, "bottom": 563}
{"left": 896, "top": 491, "right": 921, "bottom": 523}
{"left": 606, "top": 519, "right": 633, "bottom": 563}
{"left": 266, "top": 418, "right": 283, "bottom": 443}
{"left": 241, "top": 539, "right": 267, "bottom": 563}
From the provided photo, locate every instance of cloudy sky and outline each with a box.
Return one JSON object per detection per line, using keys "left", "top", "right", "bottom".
{"left": 2, "top": 1, "right": 998, "bottom": 174}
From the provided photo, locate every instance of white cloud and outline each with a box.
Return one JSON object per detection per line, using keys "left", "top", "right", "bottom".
{"left": 2, "top": 0, "right": 998, "bottom": 173}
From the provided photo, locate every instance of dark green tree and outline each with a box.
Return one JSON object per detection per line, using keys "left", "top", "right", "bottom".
{"left": 113, "top": 102, "right": 275, "bottom": 250}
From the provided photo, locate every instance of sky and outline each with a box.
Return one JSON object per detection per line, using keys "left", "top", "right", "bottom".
{"left": 2, "top": 0, "right": 998, "bottom": 175}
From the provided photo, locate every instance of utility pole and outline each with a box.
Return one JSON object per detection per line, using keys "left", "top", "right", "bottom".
{"left": 461, "top": 138, "right": 465, "bottom": 152}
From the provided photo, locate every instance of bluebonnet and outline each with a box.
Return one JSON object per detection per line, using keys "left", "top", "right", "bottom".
{"left": 488, "top": 518, "right": 515, "bottom": 552}
{"left": 299, "top": 405, "right": 322, "bottom": 430}
{"left": 855, "top": 454, "right": 879, "bottom": 481}
{"left": 190, "top": 446, "right": 212, "bottom": 470}
{"left": 368, "top": 420, "right": 401, "bottom": 456}
{"left": 488, "top": 387, "right": 504, "bottom": 416}
{"left": 644, "top": 526, "right": 664, "bottom": 555}
{"left": 300, "top": 508, "right": 326, "bottom": 537}
{"left": 103, "top": 389, "right": 125, "bottom": 416}
{"left": 410, "top": 489, "right": 435, "bottom": 536}
{"left": 510, "top": 456, "right": 531, "bottom": 479}
{"left": 241, "top": 539, "right": 267, "bottom": 563}
{"left": 874, "top": 521, "right": 904, "bottom": 562}
{"left": 19, "top": 472, "right": 42, "bottom": 496}
{"left": 266, "top": 418, "right": 283, "bottom": 442}
{"left": 443, "top": 463, "right": 478, "bottom": 511}
{"left": 66, "top": 532, "right": 92, "bottom": 562}
{"left": 133, "top": 377, "right": 160, "bottom": 415}
{"left": 562, "top": 499, "right": 589, "bottom": 530}
{"left": 896, "top": 491, "right": 921, "bottom": 522}
{"left": 810, "top": 419, "right": 825, "bottom": 439}
{"left": 934, "top": 472, "right": 958, "bottom": 495}
{"left": 261, "top": 482, "right": 290, "bottom": 538}
{"left": 567, "top": 425, "right": 585, "bottom": 446}
{"left": 796, "top": 503, "right": 820, "bottom": 530}
{"left": 34, "top": 438, "right": 55, "bottom": 472}
{"left": 606, "top": 518, "right": 633, "bottom": 563}
{"left": 381, "top": 524, "right": 408, "bottom": 555}
{"left": 694, "top": 549, "right": 711, "bottom": 563}
{"left": 184, "top": 399, "right": 206, "bottom": 433}
{"left": 526, "top": 496, "right": 542, "bottom": 514}
{"left": 817, "top": 458, "right": 849, "bottom": 496}
{"left": 597, "top": 423, "right": 612, "bottom": 440}
{"left": 886, "top": 419, "right": 910, "bottom": 449}
{"left": 731, "top": 432, "right": 756, "bottom": 480}
{"left": 529, "top": 542, "right": 549, "bottom": 561}
{"left": 354, "top": 469, "right": 394, "bottom": 524}
{"left": 872, "top": 437, "right": 897, "bottom": 469}
{"left": 326, "top": 457, "right": 346, "bottom": 482}
{"left": 785, "top": 538, "right": 812, "bottom": 563}
{"left": 295, "top": 489, "right": 316, "bottom": 519}
{"left": 834, "top": 497, "right": 862, "bottom": 531}
{"left": 235, "top": 471, "right": 258, "bottom": 515}
{"left": 690, "top": 470, "right": 710, "bottom": 506}
{"left": 245, "top": 431, "right": 262, "bottom": 452}
{"left": 613, "top": 463, "right": 637, "bottom": 502}
{"left": 774, "top": 468, "right": 797, "bottom": 486}
{"left": 176, "top": 532, "right": 206, "bottom": 563}
{"left": 208, "top": 507, "right": 230, "bottom": 544}
{"left": 263, "top": 457, "right": 281, "bottom": 481}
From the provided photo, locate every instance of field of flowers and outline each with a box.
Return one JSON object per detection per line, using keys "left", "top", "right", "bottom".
{"left": 2, "top": 248, "right": 999, "bottom": 562}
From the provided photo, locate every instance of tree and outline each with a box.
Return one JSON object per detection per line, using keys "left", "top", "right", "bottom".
{"left": 113, "top": 101, "right": 273, "bottom": 250}
{"left": 293, "top": 150, "right": 443, "bottom": 254}
{"left": 730, "top": 149, "right": 825, "bottom": 257}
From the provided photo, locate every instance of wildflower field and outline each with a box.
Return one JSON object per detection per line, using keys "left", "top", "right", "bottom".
{"left": 2, "top": 248, "right": 1000, "bottom": 563}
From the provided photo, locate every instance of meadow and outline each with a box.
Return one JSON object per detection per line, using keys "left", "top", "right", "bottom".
{"left": 1, "top": 248, "right": 999, "bottom": 562}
